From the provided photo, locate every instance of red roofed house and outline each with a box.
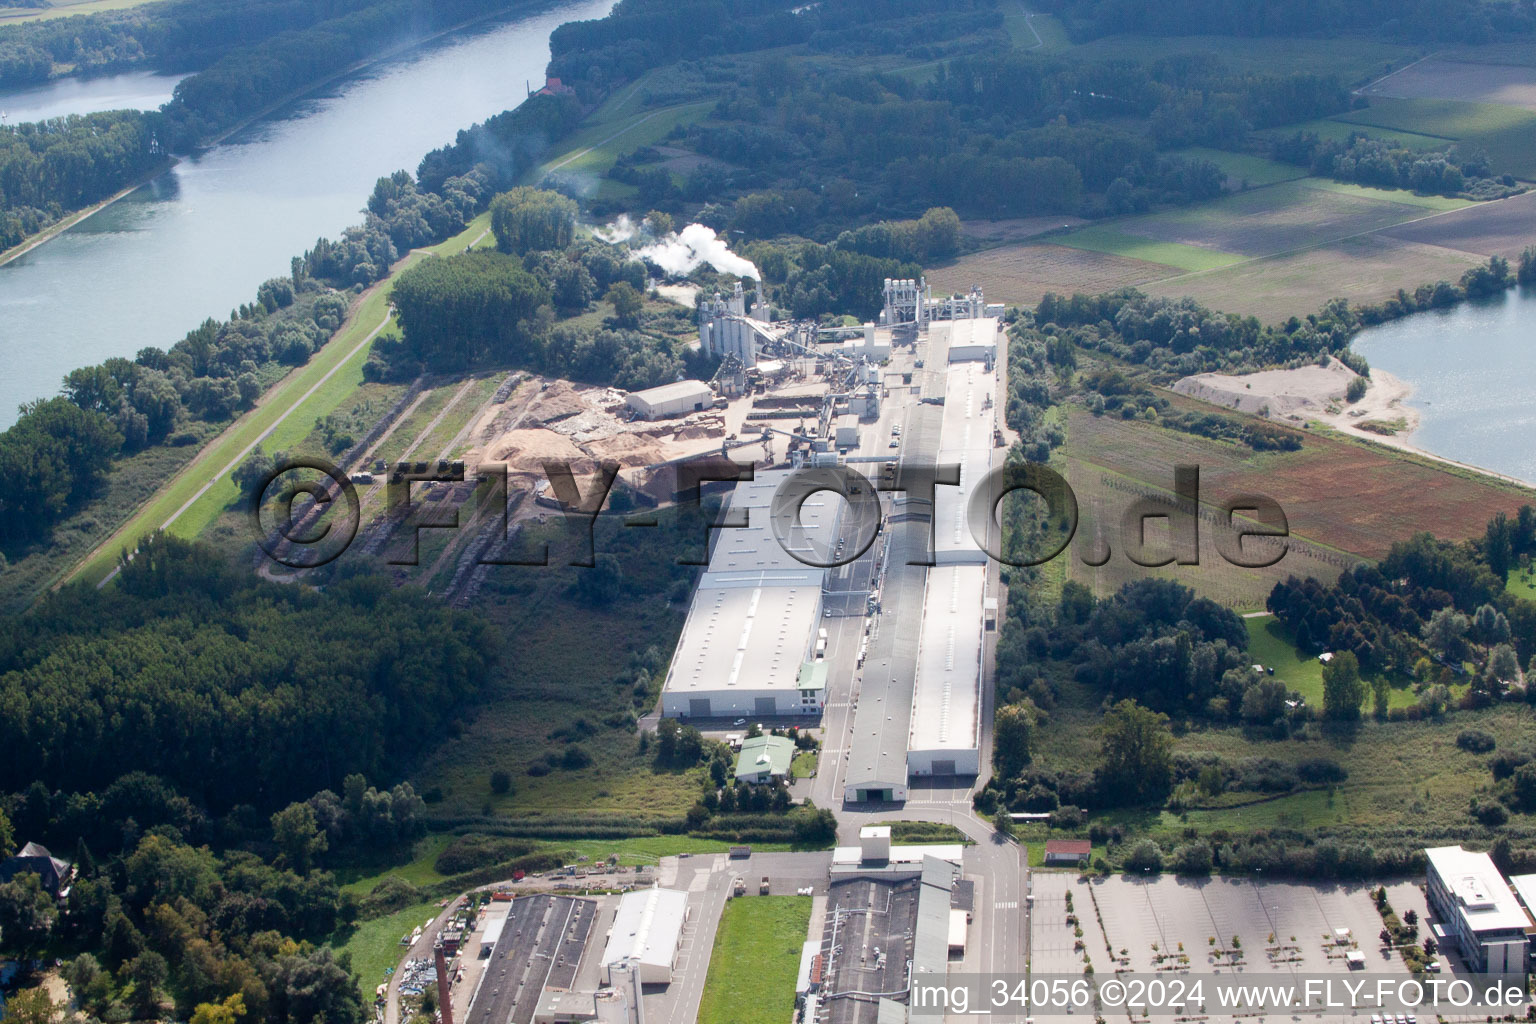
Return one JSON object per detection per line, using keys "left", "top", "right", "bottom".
{"left": 1043, "top": 839, "right": 1092, "bottom": 867}
{"left": 534, "top": 76, "right": 575, "bottom": 98}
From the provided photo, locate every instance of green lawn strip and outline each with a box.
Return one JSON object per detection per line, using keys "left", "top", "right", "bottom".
{"left": 697, "top": 896, "right": 813, "bottom": 1024}
{"left": 1507, "top": 572, "right": 1536, "bottom": 603}
{"left": 534, "top": 101, "right": 715, "bottom": 183}
{"left": 170, "top": 282, "right": 408, "bottom": 541}
{"left": 1245, "top": 613, "right": 1422, "bottom": 711}
{"left": 66, "top": 269, "right": 411, "bottom": 585}
{"left": 337, "top": 835, "right": 457, "bottom": 895}
{"left": 1053, "top": 225, "right": 1240, "bottom": 272}
{"left": 1244, "top": 614, "right": 1326, "bottom": 705}
{"left": 1176, "top": 147, "right": 1309, "bottom": 188}
{"left": 1294, "top": 177, "right": 1475, "bottom": 211}
{"left": 329, "top": 898, "right": 443, "bottom": 994}
{"left": 791, "top": 749, "right": 818, "bottom": 780}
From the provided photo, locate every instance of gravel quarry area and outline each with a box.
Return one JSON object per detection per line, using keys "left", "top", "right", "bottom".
{"left": 1173, "top": 357, "right": 1421, "bottom": 443}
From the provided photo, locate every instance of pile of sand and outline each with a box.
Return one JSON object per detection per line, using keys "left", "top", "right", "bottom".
{"left": 1173, "top": 359, "right": 1358, "bottom": 421}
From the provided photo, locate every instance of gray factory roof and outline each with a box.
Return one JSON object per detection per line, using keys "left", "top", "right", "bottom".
{"left": 701, "top": 469, "right": 844, "bottom": 583}
{"left": 913, "top": 857, "right": 960, "bottom": 981}
{"left": 663, "top": 469, "right": 836, "bottom": 698}
{"left": 908, "top": 564, "right": 984, "bottom": 755}
{"left": 844, "top": 402, "right": 943, "bottom": 794}
{"left": 628, "top": 379, "right": 712, "bottom": 404}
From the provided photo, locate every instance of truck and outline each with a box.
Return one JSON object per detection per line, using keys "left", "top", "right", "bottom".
{"left": 760, "top": 876, "right": 771, "bottom": 895}
{"left": 732, "top": 877, "right": 746, "bottom": 898}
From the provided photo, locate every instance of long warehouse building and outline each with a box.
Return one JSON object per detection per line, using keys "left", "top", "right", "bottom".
{"left": 660, "top": 468, "right": 837, "bottom": 720}
{"left": 907, "top": 349, "right": 998, "bottom": 778}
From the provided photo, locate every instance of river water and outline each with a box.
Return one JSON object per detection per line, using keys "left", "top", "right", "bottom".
{"left": 0, "top": 0, "right": 613, "bottom": 427}
{"left": 0, "top": 69, "right": 184, "bottom": 123}
{"left": 1351, "top": 286, "right": 1536, "bottom": 486}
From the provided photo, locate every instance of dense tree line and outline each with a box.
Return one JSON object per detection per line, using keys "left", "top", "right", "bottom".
{"left": 0, "top": 398, "right": 123, "bottom": 543}
{"left": 0, "top": 111, "right": 166, "bottom": 249}
{"left": 0, "top": 0, "right": 392, "bottom": 90}
{"left": 383, "top": 250, "right": 549, "bottom": 371}
{"left": 0, "top": 534, "right": 493, "bottom": 810}
{"left": 1038, "top": 0, "right": 1536, "bottom": 46}
{"left": 1274, "top": 130, "right": 1525, "bottom": 199}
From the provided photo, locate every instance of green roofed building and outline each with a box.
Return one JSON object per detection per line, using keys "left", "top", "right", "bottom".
{"left": 734, "top": 735, "right": 796, "bottom": 783}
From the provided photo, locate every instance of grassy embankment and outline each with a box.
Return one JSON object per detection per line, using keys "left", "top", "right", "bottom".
{"left": 697, "top": 896, "right": 813, "bottom": 1024}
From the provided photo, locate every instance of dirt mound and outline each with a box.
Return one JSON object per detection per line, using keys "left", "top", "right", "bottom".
{"left": 1173, "top": 359, "right": 1357, "bottom": 421}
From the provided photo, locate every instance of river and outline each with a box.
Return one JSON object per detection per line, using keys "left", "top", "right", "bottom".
{"left": 0, "top": 0, "right": 614, "bottom": 427}
{"left": 1351, "top": 286, "right": 1536, "bottom": 486}
{"left": 0, "top": 69, "right": 184, "bottom": 124}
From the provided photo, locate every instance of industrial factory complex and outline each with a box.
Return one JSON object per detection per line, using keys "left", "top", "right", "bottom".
{"left": 653, "top": 276, "right": 1004, "bottom": 802}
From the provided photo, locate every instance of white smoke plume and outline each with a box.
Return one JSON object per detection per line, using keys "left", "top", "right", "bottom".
{"left": 593, "top": 214, "right": 637, "bottom": 244}
{"left": 636, "top": 223, "right": 760, "bottom": 280}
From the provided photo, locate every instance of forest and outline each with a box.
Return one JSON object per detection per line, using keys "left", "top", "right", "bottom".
{"left": 1038, "top": 0, "right": 1536, "bottom": 44}
{"left": 0, "top": 533, "right": 494, "bottom": 809}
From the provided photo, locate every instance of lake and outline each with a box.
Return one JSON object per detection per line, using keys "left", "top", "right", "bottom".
{"left": 1351, "top": 286, "right": 1536, "bottom": 486}
{"left": 0, "top": 0, "right": 614, "bottom": 427}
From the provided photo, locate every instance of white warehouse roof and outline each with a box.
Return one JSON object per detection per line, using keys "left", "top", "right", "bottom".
{"left": 663, "top": 584, "right": 822, "bottom": 695}
{"left": 908, "top": 564, "right": 984, "bottom": 756}
{"left": 1426, "top": 846, "right": 1532, "bottom": 934}
{"left": 601, "top": 887, "right": 689, "bottom": 973}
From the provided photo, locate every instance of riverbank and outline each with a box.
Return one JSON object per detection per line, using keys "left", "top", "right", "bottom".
{"left": 0, "top": 156, "right": 175, "bottom": 270}
{"left": 1173, "top": 358, "right": 1536, "bottom": 489}
{"left": 0, "top": 0, "right": 555, "bottom": 270}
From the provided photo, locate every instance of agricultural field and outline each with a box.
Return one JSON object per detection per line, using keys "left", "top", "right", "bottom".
{"left": 0, "top": 0, "right": 151, "bottom": 24}
{"left": 1062, "top": 401, "right": 1533, "bottom": 564}
{"left": 697, "top": 896, "right": 813, "bottom": 1024}
{"left": 1174, "top": 148, "right": 1309, "bottom": 189}
{"left": 1061, "top": 33, "right": 1416, "bottom": 82}
{"left": 1381, "top": 188, "right": 1536, "bottom": 258}
{"left": 1335, "top": 96, "right": 1536, "bottom": 179}
{"left": 1359, "top": 57, "right": 1536, "bottom": 113}
{"left": 1062, "top": 180, "right": 1463, "bottom": 263}
{"left": 926, "top": 242, "right": 1173, "bottom": 306}
{"left": 1145, "top": 233, "right": 1486, "bottom": 323}
{"left": 1054, "top": 224, "right": 1241, "bottom": 271}
{"left": 1255, "top": 116, "right": 1449, "bottom": 152}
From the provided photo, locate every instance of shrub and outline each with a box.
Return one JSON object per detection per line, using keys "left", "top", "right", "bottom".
{"left": 490, "top": 770, "right": 512, "bottom": 794}
{"left": 1456, "top": 729, "right": 1497, "bottom": 754}
{"left": 1124, "top": 840, "right": 1163, "bottom": 873}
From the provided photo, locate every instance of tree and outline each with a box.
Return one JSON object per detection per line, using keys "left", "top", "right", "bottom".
{"left": 1423, "top": 607, "right": 1469, "bottom": 662}
{"left": 0, "top": 872, "right": 54, "bottom": 958}
{"left": 992, "top": 807, "right": 1015, "bottom": 837}
{"left": 1124, "top": 840, "right": 1163, "bottom": 873}
{"left": 490, "top": 770, "right": 512, "bottom": 795}
{"left": 489, "top": 187, "right": 576, "bottom": 254}
{"left": 191, "top": 994, "right": 247, "bottom": 1024}
{"left": 1322, "top": 650, "right": 1366, "bottom": 721}
{"left": 1095, "top": 700, "right": 1174, "bottom": 806}
{"left": 605, "top": 282, "right": 644, "bottom": 328}
{"left": 125, "top": 950, "right": 169, "bottom": 1017}
{"left": 271, "top": 802, "right": 327, "bottom": 875}
{"left": 993, "top": 700, "right": 1036, "bottom": 779}
{"left": 2, "top": 988, "right": 62, "bottom": 1024}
